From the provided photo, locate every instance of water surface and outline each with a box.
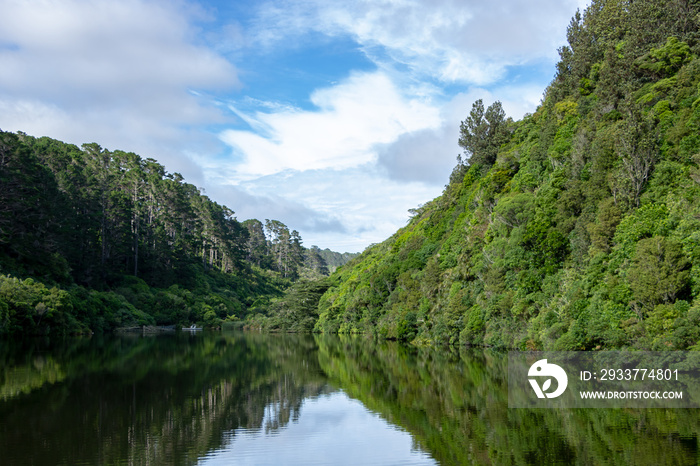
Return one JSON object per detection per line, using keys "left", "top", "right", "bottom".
{"left": 0, "top": 332, "right": 697, "bottom": 465}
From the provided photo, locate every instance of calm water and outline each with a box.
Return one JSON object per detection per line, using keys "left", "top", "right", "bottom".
{"left": 0, "top": 332, "right": 697, "bottom": 465}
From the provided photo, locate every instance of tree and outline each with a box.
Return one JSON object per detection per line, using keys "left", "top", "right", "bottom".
{"left": 0, "top": 133, "right": 69, "bottom": 282}
{"left": 288, "top": 230, "right": 305, "bottom": 279}
{"left": 243, "top": 219, "right": 269, "bottom": 268}
{"left": 612, "top": 110, "right": 657, "bottom": 209}
{"left": 636, "top": 36, "right": 694, "bottom": 78}
{"left": 265, "top": 219, "right": 291, "bottom": 276}
{"left": 628, "top": 236, "right": 690, "bottom": 315}
{"left": 458, "top": 99, "right": 509, "bottom": 168}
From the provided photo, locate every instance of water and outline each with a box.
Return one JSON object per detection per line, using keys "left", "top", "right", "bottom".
{"left": 201, "top": 393, "right": 434, "bottom": 465}
{"left": 0, "top": 332, "right": 697, "bottom": 465}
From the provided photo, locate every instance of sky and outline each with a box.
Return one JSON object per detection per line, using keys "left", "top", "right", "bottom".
{"left": 0, "top": 0, "right": 589, "bottom": 253}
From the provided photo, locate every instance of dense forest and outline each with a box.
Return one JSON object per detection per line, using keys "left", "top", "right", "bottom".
{"left": 0, "top": 132, "right": 355, "bottom": 335}
{"left": 292, "top": 0, "right": 700, "bottom": 350}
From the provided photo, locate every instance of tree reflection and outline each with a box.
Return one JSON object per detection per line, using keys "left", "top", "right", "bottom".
{"left": 0, "top": 332, "right": 326, "bottom": 465}
{"left": 1, "top": 333, "right": 698, "bottom": 465}
{"left": 316, "top": 335, "right": 699, "bottom": 465}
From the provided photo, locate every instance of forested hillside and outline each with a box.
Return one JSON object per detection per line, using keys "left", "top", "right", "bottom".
{"left": 0, "top": 132, "right": 351, "bottom": 335}
{"left": 311, "top": 247, "right": 359, "bottom": 274}
{"left": 314, "top": 0, "right": 700, "bottom": 350}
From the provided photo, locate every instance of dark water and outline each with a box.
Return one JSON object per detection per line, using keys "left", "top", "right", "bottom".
{"left": 0, "top": 332, "right": 697, "bottom": 465}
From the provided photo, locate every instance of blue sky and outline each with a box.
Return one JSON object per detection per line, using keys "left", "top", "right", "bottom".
{"left": 0, "top": 0, "right": 588, "bottom": 252}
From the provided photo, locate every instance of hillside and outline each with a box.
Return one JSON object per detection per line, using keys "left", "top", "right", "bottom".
{"left": 0, "top": 132, "right": 342, "bottom": 335}
{"left": 311, "top": 246, "right": 359, "bottom": 274}
{"left": 314, "top": 0, "right": 700, "bottom": 350}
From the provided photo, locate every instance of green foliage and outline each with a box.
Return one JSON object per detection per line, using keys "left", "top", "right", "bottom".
{"left": 458, "top": 99, "right": 511, "bottom": 168}
{"left": 588, "top": 198, "right": 622, "bottom": 253}
{"left": 628, "top": 236, "right": 690, "bottom": 312}
{"left": 396, "top": 311, "right": 418, "bottom": 342}
{"left": 0, "top": 275, "right": 78, "bottom": 335}
{"left": 612, "top": 203, "right": 671, "bottom": 255}
{"left": 248, "top": 278, "right": 333, "bottom": 332}
{"left": 636, "top": 37, "right": 695, "bottom": 77}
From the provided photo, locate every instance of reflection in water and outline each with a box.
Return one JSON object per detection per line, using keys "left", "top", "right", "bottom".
{"left": 316, "top": 335, "right": 700, "bottom": 465}
{"left": 201, "top": 392, "right": 436, "bottom": 466}
{"left": 0, "top": 332, "right": 330, "bottom": 465}
{"left": 0, "top": 332, "right": 698, "bottom": 465}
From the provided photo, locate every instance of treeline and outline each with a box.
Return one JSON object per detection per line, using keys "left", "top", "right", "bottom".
{"left": 0, "top": 132, "right": 350, "bottom": 335}
{"left": 241, "top": 220, "right": 350, "bottom": 279}
{"left": 309, "top": 0, "right": 700, "bottom": 350}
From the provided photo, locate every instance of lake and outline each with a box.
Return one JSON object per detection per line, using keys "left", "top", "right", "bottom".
{"left": 0, "top": 331, "right": 697, "bottom": 465}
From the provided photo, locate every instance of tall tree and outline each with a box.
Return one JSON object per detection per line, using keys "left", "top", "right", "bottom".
{"left": 458, "top": 99, "right": 510, "bottom": 168}
{"left": 243, "top": 219, "right": 269, "bottom": 268}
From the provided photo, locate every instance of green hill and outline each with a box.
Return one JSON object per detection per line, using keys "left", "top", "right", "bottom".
{"left": 0, "top": 132, "right": 345, "bottom": 335}
{"left": 314, "top": 0, "right": 700, "bottom": 350}
{"left": 309, "top": 246, "right": 359, "bottom": 274}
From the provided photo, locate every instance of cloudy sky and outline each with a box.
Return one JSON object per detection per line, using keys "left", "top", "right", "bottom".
{"left": 0, "top": 0, "right": 588, "bottom": 252}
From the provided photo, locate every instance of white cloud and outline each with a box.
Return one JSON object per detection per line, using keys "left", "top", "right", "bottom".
{"left": 252, "top": 0, "right": 582, "bottom": 84}
{"left": 219, "top": 71, "right": 441, "bottom": 179}
{"left": 212, "top": 76, "right": 554, "bottom": 252}
{"left": 376, "top": 83, "right": 547, "bottom": 184}
{"left": 0, "top": 0, "right": 238, "bottom": 184}
{"left": 207, "top": 182, "right": 348, "bottom": 233}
